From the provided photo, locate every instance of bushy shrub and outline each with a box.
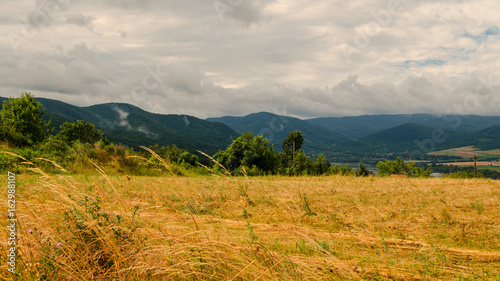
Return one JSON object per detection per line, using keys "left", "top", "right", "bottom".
{"left": 377, "top": 157, "right": 432, "bottom": 177}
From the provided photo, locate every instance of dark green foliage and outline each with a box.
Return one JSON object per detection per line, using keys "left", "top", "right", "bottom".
{"left": 281, "top": 130, "right": 304, "bottom": 172}
{"left": 214, "top": 132, "right": 279, "bottom": 175}
{"left": 309, "top": 154, "right": 331, "bottom": 175}
{"left": 445, "top": 171, "right": 483, "bottom": 179}
{"left": 57, "top": 120, "right": 109, "bottom": 145}
{"left": 0, "top": 93, "right": 53, "bottom": 147}
{"left": 290, "top": 150, "right": 312, "bottom": 175}
{"left": 376, "top": 157, "right": 432, "bottom": 177}
{"left": 281, "top": 130, "right": 304, "bottom": 158}
{"left": 356, "top": 161, "right": 371, "bottom": 177}
{"left": 327, "top": 164, "right": 354, "bottom": 175}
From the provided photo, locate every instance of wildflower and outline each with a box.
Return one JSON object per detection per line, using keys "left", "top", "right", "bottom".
{"left": 28, "top": 229, "right": 33, "bottom": 234}
{"left": 56, "top": 242, "right": 63, "bottom": 247}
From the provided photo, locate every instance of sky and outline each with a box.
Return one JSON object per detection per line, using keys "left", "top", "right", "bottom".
{"left": 1, "top": 0, "right": 500, "bottom": 119}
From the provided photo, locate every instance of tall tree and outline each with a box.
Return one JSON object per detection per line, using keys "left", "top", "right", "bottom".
{"left": 57, "top": 120, "right": 107, "bottom": 144}
{"left": 215, "top": 132, "right": 278, "bottom": 174}
{"left": 0, "top": 92, "right": 52, "bottom": 147}
{"left": 281, "top": 130, "right": 304, "bottom": 172}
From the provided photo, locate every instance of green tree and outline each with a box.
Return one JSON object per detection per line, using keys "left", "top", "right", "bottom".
{"left": 215, "top": 132, "right": 278, "bottom": 175}
{"left": 292, "top": 150, "right": 312, "bottom": 175}
{"left": 356, "top": 161, "right": 371, "bottom": 177}
{"left": 310, "top": 154, "right": 330, "bottom": 175}
{"left": 0, "top": 92, "right": 52, "bottom": 147}
{"left": 328, "top": 164, "right": 354, "bottom": 176}
{"left": 281, "top": 131, "right": 304, "bottom": 172}
{"left": 57, "top": 120, "right": 108, "bottom": 144}
{"left": 376, "top": 157, "right": 432, "bottom": 177}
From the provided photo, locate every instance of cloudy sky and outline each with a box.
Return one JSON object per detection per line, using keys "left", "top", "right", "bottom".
{"left": 1, "top": 0, "right": 500, "bottom": 118}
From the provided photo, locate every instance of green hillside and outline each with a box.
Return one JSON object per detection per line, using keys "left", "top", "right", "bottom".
{"left": 0, "top": 96, "right": 239, "bottom": 154}
{"left": 307, "top": 114, "right": 500, "bottom": 138}
{"left": 469, "top": 125, "right": 500, "bottom": 150}
{"left": 336, "top": 123, "right": 470, "bottom": 156}
{"left": 207, "top": 112, "right": 352, "bottom": 150}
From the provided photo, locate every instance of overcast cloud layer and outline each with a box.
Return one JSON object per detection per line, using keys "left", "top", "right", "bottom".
{"left": 1, "top": 0, "right": 500, "bottom": 118}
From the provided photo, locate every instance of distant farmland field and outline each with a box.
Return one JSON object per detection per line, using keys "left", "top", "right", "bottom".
{"left": 2, "top": 174, "right": 499, "bottom": 280}
{"left": 430, "top": 146, "right": 500, "bottom": 158}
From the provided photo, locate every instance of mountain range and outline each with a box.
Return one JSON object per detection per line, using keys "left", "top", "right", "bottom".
{"left": 307, "top": 114, "right": 500, "bottom": 138}
{"left": 209, "top": 112, "right": 500, "bottom": 159}
{"left": 1, "top": 96, "right": 499, "bottom": 159}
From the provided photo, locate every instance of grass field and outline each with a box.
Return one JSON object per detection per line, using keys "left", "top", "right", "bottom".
{"left": 1, "top": 171, "right": 500, "bottom": 280}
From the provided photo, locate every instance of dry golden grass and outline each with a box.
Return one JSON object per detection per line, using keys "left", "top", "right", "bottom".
{"left": 1, "top": 172, "right": 500, "bottom": 280}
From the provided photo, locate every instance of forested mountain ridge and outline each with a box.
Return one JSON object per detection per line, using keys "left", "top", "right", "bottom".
{"left": 0, "top": 96, "right": 239, "bottom": 154}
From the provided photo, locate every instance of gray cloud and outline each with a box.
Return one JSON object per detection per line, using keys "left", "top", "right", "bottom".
{"left": 1, "top": 0, "right": 499, "bottom": 119}
{"left": 65, "top": 13, "right": 96, "bottom": 33}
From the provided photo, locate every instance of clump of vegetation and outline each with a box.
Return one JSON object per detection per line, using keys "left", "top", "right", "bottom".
{"left": 0, "top": 92, "right": 53, "bottom": 147}
{"left": 377, "top": 157, "right": 433, "bottom": 177}
{"left": 445, "top": 170, "right": 484, "bottom": 179}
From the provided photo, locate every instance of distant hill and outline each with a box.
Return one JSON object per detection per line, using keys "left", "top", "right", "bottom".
{"left": 307, "top": 114, "right": 500, "bottom": 138}
{"left": 0, "top": 96, "right": 239, "bottom": 154}
{"left": 207, "top": 112, "right": 351, "bottom": 152}
{"left": 467, "top": 125, "right": 500, "bottom": 150}
{"left": 336, "top": 123, "right": 470, "bottom": 156}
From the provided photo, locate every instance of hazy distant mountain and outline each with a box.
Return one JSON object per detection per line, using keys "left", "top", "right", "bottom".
{"left": 0, "top": 96, "right": 239, "bottom": 154}
{"left": 336, "top": 123, "right": 470, "bottom": 155}
{"left": 207, "top": 112, "right": 351, "bottom": 150}
{"left": 307, "top": 114, "right": 500, "bottom": 138}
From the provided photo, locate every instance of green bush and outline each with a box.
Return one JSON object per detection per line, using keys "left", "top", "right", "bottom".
{"left": 377, "top": 157, "right": 432, "bottom": 177}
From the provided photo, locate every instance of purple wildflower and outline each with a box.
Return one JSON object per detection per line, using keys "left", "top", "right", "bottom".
{"left": 28, "top": 229, "right": 33, "bottom": 234}
{"left": 56, "top": 242, "right": 63, "bottom": 247}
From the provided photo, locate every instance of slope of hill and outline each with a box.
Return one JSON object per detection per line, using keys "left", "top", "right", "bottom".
{"left": 307, "top": 114, "right": 500, "bottom": 138}
{"left": 0, "top": 96, "right": 239, "bottom": 154}
{"left": 207, "top": 112, "right": 351, "bottom": 150}
{"left": 468, "top": 125, "right": 500, "bottom": 150}
{"left": 336, "top": 123, "right": 470, "bottom": 155}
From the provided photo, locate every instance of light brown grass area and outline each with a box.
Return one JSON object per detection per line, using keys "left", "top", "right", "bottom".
{"left": 1, "top": 174, "right": 500, "bottom": 280}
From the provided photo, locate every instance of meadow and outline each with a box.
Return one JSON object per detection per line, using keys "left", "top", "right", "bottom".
{"left": 1, "top": 168, "right": 500, "bottom": 280}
